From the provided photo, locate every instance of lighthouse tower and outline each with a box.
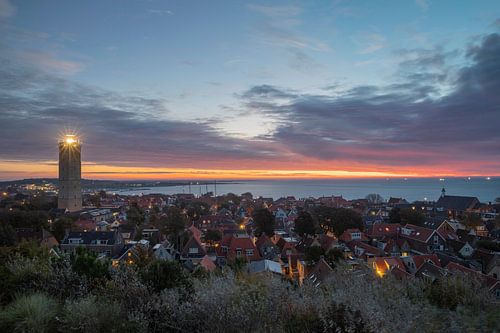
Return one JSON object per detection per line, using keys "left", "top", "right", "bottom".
{"left": 58, "top": 135, "right": 82, "bottom": 212}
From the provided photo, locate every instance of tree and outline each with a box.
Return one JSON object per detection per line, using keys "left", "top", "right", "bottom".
{"left": 0, "top": 223, "right": 16, "bottom": 246}
{"left": 51, "top": 216, "right": 73, "bottom": 242}
{"left": 126, "top": 204, "right": 145, "bottom": 226}
{"left": 314, "top": 207, "right": 363, "bottom": 236}
{"left": 186, "top": 201, "right": 209, "bottom": 219}
{"left": 204, "top": 229, "right": 222, "bottom": 244}
{"left": 70, "top": 247, "right": 109, "bottom": 281}
{"left": 252, "top": 208, "right": 275, "bottom": 237}
{"left": 461, "top": 212, "right": 482, "bottom": 227}
{"left": 365, "top": 193, "right": 384, "bottom": 204}
{"left": 389, "top": 208, "right": 402, "bottom": 224}
{"left": 305, "top": 245, "right": 324, "bottom": 264}
{"left": 399, "top": 208, "right": 425, "bottom": 226}
{"left": 161, "top": 206, "right": 187, "bottom": 237}
{"left": 294, "top": 211, "right": 316, "bottom": 237}
{"left": 390, "top": 207, "right": 425, "bottom": 226}
{"left": 141, "top": 260, "right": 192, "bottom": 292}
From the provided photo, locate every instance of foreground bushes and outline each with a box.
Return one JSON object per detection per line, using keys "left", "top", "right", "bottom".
{"left": 0, "top": 250, "right": 498, "bottom": 333}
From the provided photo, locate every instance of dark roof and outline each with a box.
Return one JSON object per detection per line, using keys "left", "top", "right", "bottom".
{"left": 62, "top": 231, "right": 118, "bottom": 245}
{"left": 436, "top": 195, "right": 480, "bottom": 211}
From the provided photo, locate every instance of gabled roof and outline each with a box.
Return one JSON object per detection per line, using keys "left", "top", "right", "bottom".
{"left": 413, "top": 254, "right": 441, "bottom": 270}
{"left": 62, "top": 231, "right": 119, "bottom": 245}
{"left": 306, "top": 258, "right": 334, "bottom": 286}
{"left": 188, "top": 224, "right": 202, "bottom": 242}
{"left": 436, "top": 195, "right": 480, "bottom": 211}
{"left": 181, "top": 236, "right": 206, "bottom": 258}
{"left": 339, "top": 228, "right": 368, "bottom": 242}
{"left": 400, "top": 224, "right": 439, "bottom": 243}
{"left": 367, "top": 223, "right": 400, "bottom": 238}
{"left": 255, "top": 234, "right": 274, "bottom": 249}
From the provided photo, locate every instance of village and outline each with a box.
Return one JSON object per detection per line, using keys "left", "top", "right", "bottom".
{"left": 2, "top": 182, "right": 499, "bottom": 301}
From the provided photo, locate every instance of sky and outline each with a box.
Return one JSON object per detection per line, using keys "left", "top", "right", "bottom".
{"left": 0, "top": 0, "right": 500, "bottom": 180}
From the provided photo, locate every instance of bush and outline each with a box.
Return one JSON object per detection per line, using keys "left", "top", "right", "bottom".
{"left": 60, "top": 296, "right": 125, "bottom": 332}
{"left": 0, "top": 293, "right": 58, "bottom": 333}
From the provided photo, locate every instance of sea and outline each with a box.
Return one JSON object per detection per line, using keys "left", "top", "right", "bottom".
{"left": 117, "top": 177, "right": 500, "bottom": 203}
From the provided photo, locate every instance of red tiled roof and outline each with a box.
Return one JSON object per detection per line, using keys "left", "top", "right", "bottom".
{"left": 339, "top": 228, "right": 368, "bottom": 242}
{"left": 413, "top": 254, "right": 441, "bottom": 270}
{"left": 400, "top": 224, "right": 436, "bottom": 243}
{"left": 368, "top": 223, "right": 400, "bottom": 238}
{"left": 200, "top": 255, "right": 217, "bottom": 272}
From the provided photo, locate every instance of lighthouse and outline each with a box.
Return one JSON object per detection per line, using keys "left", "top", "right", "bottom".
{"left": 58, "top": 134, "right": 82, "bottom": 212}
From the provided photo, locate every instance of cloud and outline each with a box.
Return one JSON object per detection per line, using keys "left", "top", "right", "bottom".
{"left": 148, "top": 9, "right": 173, "bottom": 16}
{"left": 354, "top": 32, "right": 387, "bottom": 54}
{"left": 0, "top": 0, "right": 15, "bottom": 19}
{"left": 237, "top": 32, "right": 500, "bottom": 174}
{"left": 18, "top": 51, "right": 84, "bottom": 74}
{"left": 0, "top": 54, "right": 282, "bottom": 169}
{"left": 415, "top": 0, "right": 430, "bottom": 11}
{"left": 246, "top": 4, "right": 301, "bottom": 17}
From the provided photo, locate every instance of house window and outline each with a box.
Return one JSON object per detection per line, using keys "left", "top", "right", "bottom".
{"left": 351, "top": 232, "right": 361, "bottom": 240}
{"left": 189, "top": 247, "right": 198, "bottom": 254}
{"left": 69, "top": 238, "right": 83, "bottom": 244}
{"left": 246, "top": 249, "right": 254, "bottom": 257}
{"left": 236, "top": 249, "right": 242, "bottom": 257}
{"left": 433, "top": 235, "right": 439, "bottom": 244}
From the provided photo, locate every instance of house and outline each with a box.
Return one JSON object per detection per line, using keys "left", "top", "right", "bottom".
{"left": 305, "top": 258, "right": 334, "bottom": 287}
{"left": 367, "top": 223, "right": 400, "bottom": 239}
{"left": 248, "top": 259, "right": 283, "bottom": 275}
{"left": 15, "top": 228, "right": 59, "bottom": 250}
{"left": 153, "top": 241, "right": 178, "bottom": 261}
{"left": 181, "top": 236, "right": 206, "bottom": 261}
{"left": 399, "top": 224, "right": 446, "bottom": 254}
{"left": 339, "top": 228, "right": 369, "bottom": 243}
{"left": 368, "top": 256, "right": 406, "bottom": 277}
{"left": 255, "top": 234, "right": 279, "bottom": 259}
{"left": 402, "top": 254, "right": 441, "bottom": 274}
{"left": 415, "top": 261, "right": 446, "bottom": 282}
{"left": 435, "top": 193, "right": 480, "bottom": 218}
{"left": 347, "top": 240, "right": 384, "bottom": 259}
{"left": 217, "top": 234, "right": 261, "bottom": 264}
{"left": 60, "top": 230, "right": 124, "bottom": 257}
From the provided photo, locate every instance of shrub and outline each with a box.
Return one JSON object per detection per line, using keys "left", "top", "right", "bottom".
{"left": 0, "top": 293, "right": 58, "bottom": 333}
{"left": 60, "top": 296, "right": 125, "bottom": 332}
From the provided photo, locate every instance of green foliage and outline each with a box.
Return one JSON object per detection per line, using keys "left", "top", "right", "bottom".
{"left": 0, "top": 293, "right": 58, "bottom": 333}
{"left": 294, "top": 211, "right": 316, "bottom": 237}
{"left": 390, "top": 207, "right": 425, "bottom": 226}
{"left": 252, "top": 208, "right": 275, "bottom": 237}
{"left": 314, "top": 206, "right": 363, "bottom": 236}
{"left": 325, "top": 248, "right": 344, "bottom": 263}
{"left": 50, "top": 216, "right": 73, "bottom": 242}
{"left": 159, "top": 206, "right": 187, "bottom": 238}
{"left": 424, "top": 274, "right": 486, "bottom": 310}
{"left": 305, "top": 245, "right": 324, "bottom": 264}
{"left": 227, "top": 257, "right": 248, "bottom": 273}
{"left": 186, "top": 201, "right": 209, "bottom": 219}
{"left": 476, "top": 240, "right": 500, "bottom": 252}
{"left": 461, "top": 212, "right": 482, "bottom": 227}
{"left": 126, "top": 204, "right": 145, "bottom": 226}
{"left": 204, "top": 229, "right": 222, "bottom": 243}
{"left": 60, "top": 296, "right": 125, "bottom": 332}
{"left": 0, "top": 210, "right": 49, "bottom": 230}
{"left": 70, "top": 247, "right": 109, "bottom": 281}
{"left": 0, "top": 223, "right": 16, "bottom": 246}
{"left": 140, "top": 260, "right": 192, "bottom": 292}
